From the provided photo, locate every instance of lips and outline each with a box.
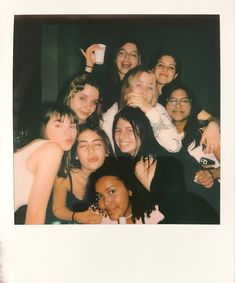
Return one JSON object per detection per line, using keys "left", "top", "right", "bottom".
{"left": 88, "top": 157, "right": 99, "bottom": 163}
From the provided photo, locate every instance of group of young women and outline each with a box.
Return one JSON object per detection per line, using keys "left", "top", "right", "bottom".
{"left": 14, "top": 40, "right": 220, "bottom": 224}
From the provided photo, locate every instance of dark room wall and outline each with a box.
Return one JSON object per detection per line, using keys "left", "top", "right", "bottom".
{"left": 14, "top": 15, "right": 220, "bottom": 140}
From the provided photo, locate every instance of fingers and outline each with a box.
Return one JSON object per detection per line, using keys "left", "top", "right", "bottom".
{"left": 195, "top": 170, "right": 214, "bottom": 188}
{"left": 80, "top": 48, "right": 86, "bottom": 57}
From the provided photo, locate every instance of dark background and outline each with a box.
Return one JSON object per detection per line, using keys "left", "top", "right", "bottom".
{"left": 13, "top": 14, "right": 220, "bottom": 143}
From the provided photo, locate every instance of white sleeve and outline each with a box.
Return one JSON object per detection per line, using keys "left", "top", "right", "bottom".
{"left": 145, "top": 103, "right": 182, "bottom": 152}
{"left": 101, "top": 103, "right": 118, "bottom": 149}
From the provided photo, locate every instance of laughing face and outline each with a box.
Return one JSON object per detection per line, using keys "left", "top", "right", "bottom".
{"left": 114, "top": 118, "right": 140, "bottom": 156}
{"left": 153, "top": 55, "right": 178, "bottom": 87}
{"left": 166, "top": 88, "right": 192, "bottom": 122}
{"left": 95, "top": 176, "right": 132, "bottom": 221}
{"left": 115, "top": 42, "right": 140, "bottom": 80}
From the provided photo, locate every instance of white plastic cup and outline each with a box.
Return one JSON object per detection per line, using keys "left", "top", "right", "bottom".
{"left": 95, "top": 44, "right": 106, "bottom": 65}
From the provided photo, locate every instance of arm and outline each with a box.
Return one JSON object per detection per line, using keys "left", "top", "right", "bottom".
{"left": 52, "top": 177, "right": 102, "bottom": 224}
{"left": 145, "top": 104, "right": 182, "bottom": 152}
{"left": 101, "top": 103, "right": 118, "bottom": 150}
{"left": 195, "top": 142, "right": 220, "bottom": 188}
{"left": 127, "top": 93, "right": 181, "bottom": 152}
{"left": 197, "top": 109, "right": 220, "bottom": 154}
{"left": 25, "top": 143, "right": 64, "bottom": 224}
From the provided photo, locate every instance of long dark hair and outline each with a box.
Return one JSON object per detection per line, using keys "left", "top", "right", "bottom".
{"left": 161, "top": 81, "right": 201, "bottom": 148}
{"left": 88, "top": 158, "right": 156, "bottom": 223}
{"left": 112, "top": 107, "right": 160, "bottom": 164}
{"left": 149, "top": 49, "right": 181, "bottom": 77}
{"left": 108, "top": 40, "right": 142, "bottom": 85}
{"left": 40, "top": 102, "right": 79, "bottom": 178}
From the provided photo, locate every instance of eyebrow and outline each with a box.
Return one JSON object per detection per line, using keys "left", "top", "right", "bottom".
{"left": 78, "top": 138, "right": 103, "bottom": 143}
{"left": 119, "top": 48, "right": 138, "bottom": 53}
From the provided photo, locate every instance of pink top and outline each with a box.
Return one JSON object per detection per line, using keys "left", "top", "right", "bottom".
{"left": 101, "top": 205, "right": 164, "bottom": 224}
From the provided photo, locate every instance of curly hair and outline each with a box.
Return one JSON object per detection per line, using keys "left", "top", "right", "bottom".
{"left": 88, "top": 157, "right": 156, "bottom": 223}
{"left": 63, "top": 73, "right": 103, "bottom": 125}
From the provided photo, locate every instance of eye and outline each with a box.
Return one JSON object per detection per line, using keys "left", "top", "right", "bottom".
{"left": 148, "top": 86, "right": 153, "bottom": 91}
{"left": 54, "top": 122, "right": 62, "bottom": 128}
{"left": 70, "top": 123, "right": 77, "bottom": 129}
{"left": 115, "top": 128, "right": 121, "bottom": 133}
{"left": 108, "top": 189, "right": 116, "bottom": 196}
{"left": 92, "top": 100, "right": 99, "bottom": 105}
{"left": 157, "top": 63, "right": 164, "bottom": 68}
{"left": 79, "top": 96, "right": 87, "bottom": 102}
{"left": 168, "top": 66, "right": 176, "bottom": 71}
{"left": 130, "top": 53, "right": 138, "bottom": 59}
{"left": 94, "top": 142, "right": 103, "bottom": 147}
{"left": 119, "top": 50, "right": 126, "bottom": 56}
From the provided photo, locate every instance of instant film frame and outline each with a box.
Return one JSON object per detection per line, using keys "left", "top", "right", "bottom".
{"left": 0, "top": 1, "right": 234, "bottom": 282}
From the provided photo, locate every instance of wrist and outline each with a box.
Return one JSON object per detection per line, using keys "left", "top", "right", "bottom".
{"left": 85, "top": 65, "right": 93, "bottom": 73}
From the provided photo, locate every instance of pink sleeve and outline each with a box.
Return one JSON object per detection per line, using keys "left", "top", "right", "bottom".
{"left": 144, "top": 205, "right": 165, "bottom": 224}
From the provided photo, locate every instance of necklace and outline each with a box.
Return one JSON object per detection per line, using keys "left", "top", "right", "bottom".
{"left": 118, "top": 214, "right": 133, "bottom": 224}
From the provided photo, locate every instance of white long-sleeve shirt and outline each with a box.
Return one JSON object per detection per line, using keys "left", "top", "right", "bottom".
{"left": 101, "top": 103, "right": 182, "bottom": 152}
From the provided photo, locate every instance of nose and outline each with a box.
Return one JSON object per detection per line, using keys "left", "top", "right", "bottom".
{"left": 87, "top": 144, "right": 95, "bottom": 154}
{"left": 83, "top": 100, "right": 93, "bottom": 112}
{"left": 103, "top": 195, "right": 111, "bottom": 208}
{"left": 65, "top": 126, "right": 73, "bottom": 136}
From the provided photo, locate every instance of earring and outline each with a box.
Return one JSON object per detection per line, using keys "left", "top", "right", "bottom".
{"left": 75, "top": 156, "right": 79, "bottom": 160}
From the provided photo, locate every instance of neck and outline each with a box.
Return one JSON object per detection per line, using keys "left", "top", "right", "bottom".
{"left": 156, "top": 83, "right": 163, "bottom": 96}
{"left": 173, "top": 120, "right": 187, "bottom": 133}
{"left": 79, "top": 167, "right": 93, "bottom": 179}
{"left": 118, "top": 71, "right": 125, "bottom": 81}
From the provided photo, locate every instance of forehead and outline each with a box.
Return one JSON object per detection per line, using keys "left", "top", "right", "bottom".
{"left": 170, "top": 88, "right": 188, "bottom": 98}
{"left": 116, "top": 118, "right": 132, "bottom": 128}
{"left": 158, "top": 55, "right": 176, "bottom": 65}
{"left": 131, "top": 72, "right": 155, "bottom": 84}
{"left": 78, "top": 129, "right": 102, "bottom": 141}
{"left": 96, "top": 176, "right": 125, "bottom": 192}
{"left": 120, "top": 42, "right": 138, "bottom": 52}
{"left": 49, "top": 113, "right": 73, "bottom": 123}
{"left": 75, "top": 84, "right": 99, "bottom": 99}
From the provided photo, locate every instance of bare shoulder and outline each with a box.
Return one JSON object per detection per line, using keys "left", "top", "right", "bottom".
{"left": 54, "top": 176, "right": 69, "bottom": 187}
{"left": 37, "top": 141, "right": 64, "bottom": 156}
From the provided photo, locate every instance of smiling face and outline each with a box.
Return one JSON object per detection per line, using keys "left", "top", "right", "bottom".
{"left": 127, "top": 71, "right": 157, "bottom": 106}
{"left": 153, "top": 55, "right": 178, "bottom": 87}
{"left": 76, "top": 129, "right": 106, "bottom": 173}
{"left": 166, "top": 88, "right": 192, "bottom": 123}
{"left": 44, "top": 114, "right": 77, "bottom": 151}
{"left": 96, "top": 176, "right": 132, "bottom": 220}
{"left": 115, "top": 42, "right": 140, "bottom": 80}
{"left": 69, "top": 84, "right": 99, "bottom": 123}
{"left": 114, "top": 118, "right": 140, "bottom": 156}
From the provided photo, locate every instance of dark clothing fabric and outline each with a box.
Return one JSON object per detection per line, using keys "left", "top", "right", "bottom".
{"left": 130, "top": 156, "right": 188, "bottom": 224}
{"left": 66, "top": 172, "right": 93, "bottom": 213}
{"left": 155, "top": 147, "right": 219, "bottom": 223}
{"left": 89, "top": 70, "right": 122, "bottom": 112}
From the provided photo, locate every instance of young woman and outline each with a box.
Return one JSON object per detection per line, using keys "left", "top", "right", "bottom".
{"left": 61, "top": 73, "right": 102, "bottom": 125}
{"left": 112, "top": 106, "right": 219, "bottom": 224}
{"left": 81, "top": 40, "right": 142, "bottom": 111}
{"left": 14, "top": 102, "right": 78, "bottom": 224}
{"left": 88, "top": 158, "right": 164, "bottom": 224}
{"left": 102, "top": 65, "right": 181, "bottom": 153}
{"left": 162, "top": 81, "right": 220, "bottom": 214}
{"left": 112, "top": 106, "right": 190, "bottom": 224}
{"left": 52, "top": 123, "right": 114, "bottom": 224}
{"left": 149, "top": 50, "right": 220, "bottom": 154}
